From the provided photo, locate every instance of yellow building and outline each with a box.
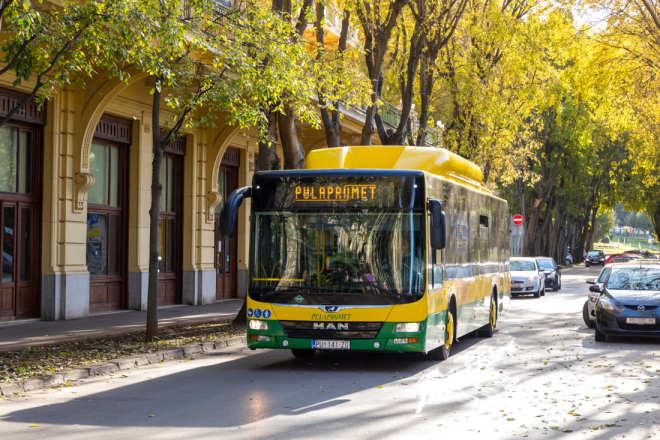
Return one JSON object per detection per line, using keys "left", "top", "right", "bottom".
{"left": 0, "top": 0, "right": 435, "bottom": 322}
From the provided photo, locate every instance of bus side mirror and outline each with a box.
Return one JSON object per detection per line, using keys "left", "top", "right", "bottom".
{"left": 219, "top": 186, "right": 252, "bottom": 239}
{"left": 428, "top": 198, "right": 446, "bottom": 250}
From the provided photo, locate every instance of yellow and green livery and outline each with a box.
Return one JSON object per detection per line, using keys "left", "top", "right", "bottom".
{"left": 221, "top": 146, "right": 510, "bottom": 360}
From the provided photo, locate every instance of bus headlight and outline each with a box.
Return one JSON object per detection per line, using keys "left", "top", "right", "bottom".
{"left": 249, "top": 320, "right": 268, "bottom": 330}
{"left": 395, "top": 323, "right": 421, "bottom": 332}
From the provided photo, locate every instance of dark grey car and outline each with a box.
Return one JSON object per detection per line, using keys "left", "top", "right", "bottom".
{"left": 591, "top": 262, "right": 660, "bottom": 341}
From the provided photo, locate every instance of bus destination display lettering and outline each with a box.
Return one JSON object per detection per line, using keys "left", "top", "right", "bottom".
{"left": 295, "top": 184, "right": 377, "bottom": 202}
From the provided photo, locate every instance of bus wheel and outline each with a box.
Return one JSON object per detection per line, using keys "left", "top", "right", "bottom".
{"left": 291, "top": 349, "right": 316, "bottom": 359}
{"left": 428, "top": 311, "right": 454, "bottom": 360}
{"left": 477, "top": 295, "right": 497, "bottom": 337}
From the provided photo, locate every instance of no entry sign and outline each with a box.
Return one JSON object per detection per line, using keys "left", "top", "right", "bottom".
{"left": 513, "top": 215, "right": 524, "bottom": 225}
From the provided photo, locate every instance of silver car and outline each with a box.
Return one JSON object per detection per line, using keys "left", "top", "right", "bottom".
{"left": 510, "top": 257, "right": 546, "bottom": 298}
{"left": 583, "top": 266, "right": 611, "bottom": 328}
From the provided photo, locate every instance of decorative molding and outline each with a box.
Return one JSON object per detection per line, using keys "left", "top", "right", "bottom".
{"left": 74, "top": 173, "right": 95, "bottom": 213}
{"left": 206, "top": 191, "right": 222, "bottom": 223}
{"left": 144, "top": 124, "right": 151, "bottom": 133}
{"left": 0, "top": 87, "right": 47, "bottom": 125}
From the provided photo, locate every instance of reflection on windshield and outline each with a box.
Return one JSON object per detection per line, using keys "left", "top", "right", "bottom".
{"left": 588, "top": 252, "right": 600, "bottom": 257}
{"left": 511, "top": 261, "right": 536, "bottom": 271}
{"left": 606, "top": 268, "right": 660, "bottom": 291}
{"left": 537, "top": 259, "right": 554, "bottom": 269}
{"left": 251, "top": 211, "right": 424, "bottom": 297}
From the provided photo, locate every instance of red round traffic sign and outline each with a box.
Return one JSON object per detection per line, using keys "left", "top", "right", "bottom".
{"left": 513, "top": 215, "right": 523, "bottom": 225}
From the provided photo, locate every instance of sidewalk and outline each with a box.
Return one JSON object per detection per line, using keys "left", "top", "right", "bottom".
{"left": 0, "top": 301, "right": 243, "bottom": 353}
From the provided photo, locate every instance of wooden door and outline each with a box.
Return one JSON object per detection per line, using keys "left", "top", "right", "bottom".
{"left": 0, "top": 123, "right": 41, "bottom": 321}
{"left": 87, "top": 117, "right": 130, "bottom": 313}
{"left": 158, "top": 150, "right": 183, "bottom": 305}
{"left": 215, "top": 163, "right": 238, "bottom": 300}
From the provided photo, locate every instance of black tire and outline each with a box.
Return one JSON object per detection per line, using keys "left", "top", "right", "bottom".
{"left": 583, "top": 301, "right": 595, "bottom": 329}
{"left": 291, "top": 349, "right": 316, "bottom": 359}
{"left": 428, "top": 309, "right": 455, "bottom": 360}
{"left": 541, "top": 288, "right": 545, "bottom": 296}
{"left": 586, "top": 263, "right": 590, "bottom": 267}
{"left": 594, "top": 325, "right": 606, "bottom": 342}
{"left": 477, "top": 293, "right": 497, "bottom": 337}
{"left": 534, "top": 290, "right": 541, "bottom": 298}
{"left": 557, "top": 277, "right": 562, "bottom": 291}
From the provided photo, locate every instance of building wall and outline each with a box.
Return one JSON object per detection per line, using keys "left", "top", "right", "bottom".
{"left": 0, "top": 64, "right": 372, "bottom": 321}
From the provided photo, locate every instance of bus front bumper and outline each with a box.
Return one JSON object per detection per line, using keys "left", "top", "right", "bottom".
{"left": 247, "top": 336, "right": 426, "bottom": 352}
{"left": 246, "top": 320, "right": 428, "bottom": 352}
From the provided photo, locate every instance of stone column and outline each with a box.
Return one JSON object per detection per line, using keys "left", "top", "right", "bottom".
{"left": 127, "top": 115, "right": 152, "bottom": 310}
{"left": 41, "top": 88, "right": 91, "bottom": 320}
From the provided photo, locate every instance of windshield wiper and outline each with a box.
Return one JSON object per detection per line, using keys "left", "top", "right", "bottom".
{"left": 259, "top": 286, "right": 337, "bottom": 298}
{"left": 331, "top": 281, "right": 403, "bottom": 296}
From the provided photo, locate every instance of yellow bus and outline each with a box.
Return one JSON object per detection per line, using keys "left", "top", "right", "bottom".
{"left": 220, "top": 146, "right": 510, "bottom": 360}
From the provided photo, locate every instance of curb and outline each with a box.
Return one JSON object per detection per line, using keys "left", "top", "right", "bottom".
{"left": 0, "top": 335, "right": 246, "bottom": 396}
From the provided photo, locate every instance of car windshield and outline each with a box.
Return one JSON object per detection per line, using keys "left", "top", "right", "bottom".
{"left": 606, "top": 268, "right": 660, "bottom": 291}
{"left": 588, "top": 251, "right": 601, "bottom": 257}
{"left": 511, "top": 261, "right": 536, "bottom": 271}
{"left": 537, "top": 259, "right": 555, "bottom": 269}
{"left": 598, "top": 268, "right": 611, "bottom": 283}
{"left": 250, "top": 210, "right": 425, "bottom": 299}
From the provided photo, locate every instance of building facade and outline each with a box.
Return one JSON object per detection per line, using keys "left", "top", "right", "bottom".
{"left": 0, "top": 61, "right": 399, "bottom": 321}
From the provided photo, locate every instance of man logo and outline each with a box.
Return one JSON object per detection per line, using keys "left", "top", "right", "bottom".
{"left": 313, "top": 323, "right": 349, "bottom": 330}
{"left": 319, "top": 306, "right": 343, "bottom": 313}
{"left": 638, "top": 305, "right": 646, "bottom": 312}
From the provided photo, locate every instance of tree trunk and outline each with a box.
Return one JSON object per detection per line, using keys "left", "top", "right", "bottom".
{"left": 146, "top": 77, "right": 164, "bottom": 342}
{"left": 278, "top": 104, "right": 305, "bottom": 169}
{"left": 258, "top": 105, "right": 281, "bottom": 171}
{"left": 651, "top": 206, "right": 660, "bottom": 258}
{"left": 315, "top": 2, "right": 343, "bottom": 149}
{"left": 583, "top": 206, "right": 598, "bottom": 255}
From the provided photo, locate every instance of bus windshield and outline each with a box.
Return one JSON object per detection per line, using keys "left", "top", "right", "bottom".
{"left": 250, "top": 210, "right": 425, "bottom": 303}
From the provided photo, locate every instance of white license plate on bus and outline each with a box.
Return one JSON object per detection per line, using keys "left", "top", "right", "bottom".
{"left": 312, "top": 340, "right": 350, "bottom": 350}
{"left": 626, "top": 317, "right": 655, "bottom": 325}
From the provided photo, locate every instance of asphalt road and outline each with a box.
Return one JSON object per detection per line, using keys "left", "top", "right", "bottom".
{"left": 2, "top": 265, "right": 660, "bottom": 439}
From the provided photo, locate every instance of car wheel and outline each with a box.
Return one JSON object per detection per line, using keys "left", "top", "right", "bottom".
{"left": 291, "top": 349, "right": 316, "bottom": 359}
{"left": 541, "top": 288, "right": 545, "bottom": 296}
{"left": 585, "top": 263, "right": 590, "bottom": 267}
{"left": 583, "top": 301, "right": 595, "bottom": 329}
{"left": 594, "top": 325, "right": 606, "bottom": 342}
{"left": 428, "top": 311, "right": 454, "bottom": 360}
{"left": 534, "top": 290, "right": 541, "bottom": 298}
{"left": 557, "top": 277, "right": 562, "bottom": 291}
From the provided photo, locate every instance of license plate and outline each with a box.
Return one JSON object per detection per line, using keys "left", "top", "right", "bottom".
{"left": 626, "top": 317, "right": 656, "bottom": 325}
{"left": 312, "top": 340, "right": 350, "bottom": 350}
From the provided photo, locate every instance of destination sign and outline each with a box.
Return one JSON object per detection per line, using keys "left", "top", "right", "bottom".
{"left": 295, "top": 184, "right": 377, "bottom": 202}
{"left": 251, "top": 172, "right": 425, "bottom": 210}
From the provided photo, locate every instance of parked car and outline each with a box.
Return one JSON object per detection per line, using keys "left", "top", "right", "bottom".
{"left": 604, "top": 253, "right": 640, "bottom": 265}
{"left": 536, "top": 257, "right": 562, "bottom": 291}
{"left": 590, "top": 261, "right": 660, "bottom": 341}
{"left": 566, "top": 252, "right": 573, "bottom": 265}
{"left": 583, "top": 266, "right": 612, "bottom": 328}
{"left": 586, "top": 250, "right": 606, "bottom": 267}
{"left": 510, "top": 257, "right": 545, "bottom": 298}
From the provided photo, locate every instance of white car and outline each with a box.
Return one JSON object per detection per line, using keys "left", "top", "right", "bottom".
{"left": 510, "top": 257, "right": 546, "bottom": 298}
{"left": 583, "top": 266, "right": 611, "bottom": 328}
{"left": 566, "top": 252, "right": 573, "bottom": 265}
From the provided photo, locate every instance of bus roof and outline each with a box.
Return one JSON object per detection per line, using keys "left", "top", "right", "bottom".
{"left": 306, "top": 146, "right": 489, "bottom": 192}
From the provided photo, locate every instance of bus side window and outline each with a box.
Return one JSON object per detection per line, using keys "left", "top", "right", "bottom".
{"left": 433, "top": 249, "right": 443, "bottom": 288}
